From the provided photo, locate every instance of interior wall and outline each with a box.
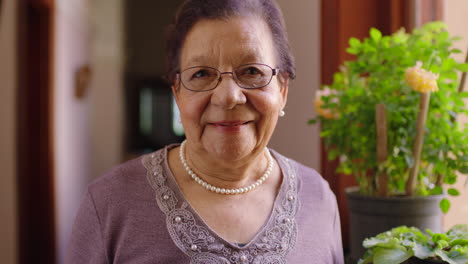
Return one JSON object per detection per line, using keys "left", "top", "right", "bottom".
{"left": 53, "top": 0, "right": 92, "bottom": 262}
{"left": 89, "top": 0, "right": 124, "bottom": 179}
{"left": 443, "top": 0, "right": 468, "bottom": 230}
{"left": 0, "top": 0, "right": 18, "bottom": 262}
{"left": 271, "top": 0, "right": 321, "bottom": 168}
{"left": 54, "top": 0, "right": 126, "bottom": 262}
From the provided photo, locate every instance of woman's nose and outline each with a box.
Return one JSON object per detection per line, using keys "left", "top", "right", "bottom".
{"left": 211, "top": 74, "right": 247, "bottom": 109}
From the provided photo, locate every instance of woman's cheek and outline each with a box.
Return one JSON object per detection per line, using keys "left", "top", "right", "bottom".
{"left": 252, "top": 91, "right": 282, "bottom": 114}
{"left": 180, "top": 94, "right": 208, "bottom": 121}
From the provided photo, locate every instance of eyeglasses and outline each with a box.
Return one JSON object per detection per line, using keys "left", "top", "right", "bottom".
{"left": 177, "top": 63, "right": 279, "bottom": 92}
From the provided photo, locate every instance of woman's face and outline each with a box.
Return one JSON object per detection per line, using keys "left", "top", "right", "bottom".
{"left": 173, "top": 16, "right": 288, "bottom": 161}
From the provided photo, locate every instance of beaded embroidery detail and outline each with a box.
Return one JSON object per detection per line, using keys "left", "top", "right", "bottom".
{"left": 143, "top": 147, "right": 299, "bottom": 264}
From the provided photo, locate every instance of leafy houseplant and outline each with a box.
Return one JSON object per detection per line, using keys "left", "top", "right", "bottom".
{"left": 359, "top": 225, "right": 468, "bottom": 264}
{"left": 310, "top": 22, "right": 468, "bottom": 211}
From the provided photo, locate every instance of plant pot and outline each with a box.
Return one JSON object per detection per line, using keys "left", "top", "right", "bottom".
{"left": 346, "top": 187, "right": 444, "bottom": 263}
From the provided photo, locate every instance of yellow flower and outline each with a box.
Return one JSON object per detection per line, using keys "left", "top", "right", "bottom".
{"left": 314, "top": 87, "right": 339, "bottom": 119}
{"left": 405, "top": 61, "right": 439, "bottom": 93}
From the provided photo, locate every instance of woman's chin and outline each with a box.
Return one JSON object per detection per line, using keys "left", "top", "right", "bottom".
{"left": 202, "top": 137, "right": 256, "bottom": 162}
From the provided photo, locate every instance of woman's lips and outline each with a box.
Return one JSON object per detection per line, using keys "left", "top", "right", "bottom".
{"left": 208, "top": 120, "right": 253, "bottom": 132}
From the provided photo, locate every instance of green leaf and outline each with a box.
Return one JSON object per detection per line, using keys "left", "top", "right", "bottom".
{"left": 445, "top": 71, "right": 459, "bottom": 80}
{"left": 448, "top": 188, "right": 460, "bottom": 196}
{"left": 320, "top": 130, "right": 331, "bottom": 137}
{"left": 412, "top": 243, "right": 433, "bottom": 259}
{"left": 363, "top": 237, "right": 406, "bottom": 249}
{"left": 444, "top": 174, "right": 457, "bottom": 185}
{"left": 328, "top": 149, "right": 339, "bottom": 160}
{"left": 437, "top": 240, "right": 450, "bottom": 249}
{"left": 373, "top": 248, "right": 412, "bottom": 264}
{"left": 450, "top": 239, "right": 468, "bottom": 247}
{"left": 346, "top": 47, "right": 358, "bottom": 55}
{"left": 451, "top": 255, "right": 468, "bottom": 264}
{"left": 449, "top": 224, "right": 468, "bottom": 236}
{"left": 363, "top": 237, "right": 388, "bottom": 248}
{"left": 370, "top": 28, "right": 382, "bottom": 42}
{"left": 430, "top": 186, "right": 443, "bottom": 195}
{"left": 434, "top": 249, "right": 468, "bottom": 264}
{"left": 307, "top": 119, "right": 318, "bottom": 125}
{"left": 432, "top": 233, "right": 450, "bottom": 243}
{"left": 456, "top": 63, "right": 468, "bottom": 72}
{"left": 440, "top": 198, "right": 451, "bottom": 213}
{"left": 459, "top": 166, "right": 468, "bottom": 174}
{"left": 349, "top": 37, "right": 361, "bottom": 47}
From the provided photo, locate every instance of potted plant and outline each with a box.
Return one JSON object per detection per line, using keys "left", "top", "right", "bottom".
{"left": 309, "top": 22, "right": 468, "bottom": 261}
{"left": 359, "top": 224, "right": 468, "bottom": 264}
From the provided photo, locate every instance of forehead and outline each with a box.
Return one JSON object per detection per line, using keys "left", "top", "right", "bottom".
{"left": 180, "top": 16, "right": 276, "bottom": 68}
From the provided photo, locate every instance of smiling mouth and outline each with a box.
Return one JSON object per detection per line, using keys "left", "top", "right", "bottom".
{"left": 210, "top": 121, "right": 253, "bottom": 126}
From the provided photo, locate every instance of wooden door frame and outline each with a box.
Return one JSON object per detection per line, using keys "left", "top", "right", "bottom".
{"left": 320, "top": 0, "right": 443, "bottom": 252}
{"left": 16, "top": 0, "right": 56, "bottom": 263}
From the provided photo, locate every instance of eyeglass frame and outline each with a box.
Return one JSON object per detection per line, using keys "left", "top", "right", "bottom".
{"left": 176, "top": 63, "right": 280, "bottom": 92}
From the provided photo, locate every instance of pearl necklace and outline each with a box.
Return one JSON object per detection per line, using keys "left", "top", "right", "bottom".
{"left": 179, "top": 140, "right": 273, "bottom": 195}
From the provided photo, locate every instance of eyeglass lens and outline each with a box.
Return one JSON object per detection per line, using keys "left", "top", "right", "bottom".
{"left": 180, "top": 64, "right": 274, "bottom": 91}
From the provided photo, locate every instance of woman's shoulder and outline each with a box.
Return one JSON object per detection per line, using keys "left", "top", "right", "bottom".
{"left": 86, "top": 147, "right": 167, "bottom": 202}
{"left": 272, "top": 150, "right": 336, "bottom": 202}
{"left": 89, "top": 156, "right": 144, "bottom": 191}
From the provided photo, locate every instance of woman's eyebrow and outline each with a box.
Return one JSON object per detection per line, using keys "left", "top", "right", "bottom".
{"left": 185, "top": 52, "right": 264, "bottom": 67}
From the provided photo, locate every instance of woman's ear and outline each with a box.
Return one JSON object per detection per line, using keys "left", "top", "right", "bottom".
{"left": 171, "top": 78, "right": 180, "bottom": 101}
{"left": 278, "top": 75, "right": 289, "bottom": 109}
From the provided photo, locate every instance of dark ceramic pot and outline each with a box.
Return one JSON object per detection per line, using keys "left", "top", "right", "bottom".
{"left": 346, "top": 187, "right": 444, "bottom": 263}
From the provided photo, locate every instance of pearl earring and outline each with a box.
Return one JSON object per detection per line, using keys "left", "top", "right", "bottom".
{"left": 279, "top": 110, "right": 285, "bottom": 117}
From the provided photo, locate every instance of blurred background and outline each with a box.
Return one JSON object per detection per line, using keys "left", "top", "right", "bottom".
{"left": 0, "top": 0, "right": 466, "bottom": 263}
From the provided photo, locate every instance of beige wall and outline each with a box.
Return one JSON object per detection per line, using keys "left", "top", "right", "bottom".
{"left": 271, "top": 0, "right": 321, "bottom": 169}
{"left": 53, "top": 0, "right": 93, "bottom": 262}
{"left": 53, "top": 1, "right": 125, "bottom": 262}
{"left": 0, "top": 0, "right": 18, "bottom": 262}
{"left": 443, "top": 0, "right": 468, "bottom": 230}
{"left": 89, "top": 0, "right": 124, "bottom": 180}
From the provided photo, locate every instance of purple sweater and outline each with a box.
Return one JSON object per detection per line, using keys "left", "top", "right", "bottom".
{"left": 66, "top": 145, "right": 344, "bottom": 263}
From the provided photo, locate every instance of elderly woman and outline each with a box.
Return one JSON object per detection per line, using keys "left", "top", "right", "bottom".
{"left": 67, "top": 0, "right": 344, "bottom": 263}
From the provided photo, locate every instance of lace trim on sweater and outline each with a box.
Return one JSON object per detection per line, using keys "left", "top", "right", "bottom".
{"left": 143, "top": 147, "right": 299, "bottom": 264}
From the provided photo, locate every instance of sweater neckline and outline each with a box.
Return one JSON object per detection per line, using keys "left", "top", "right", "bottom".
{"left": 143, "top": 144, "right": 300, "bottom": 263}
{"left": 162, "top": 144, "right": 288, "bottom": 249}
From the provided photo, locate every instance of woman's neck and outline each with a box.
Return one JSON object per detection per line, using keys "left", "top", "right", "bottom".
{"left": 182, "top": 142, "right": 270, "bottom": 189}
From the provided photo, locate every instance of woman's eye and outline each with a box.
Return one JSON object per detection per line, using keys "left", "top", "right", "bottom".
{"left": 192, "top": 70, "right": 208, "bottom": 79}
{"left": 244, "top": 67, "right": 261, "bottom": 75}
